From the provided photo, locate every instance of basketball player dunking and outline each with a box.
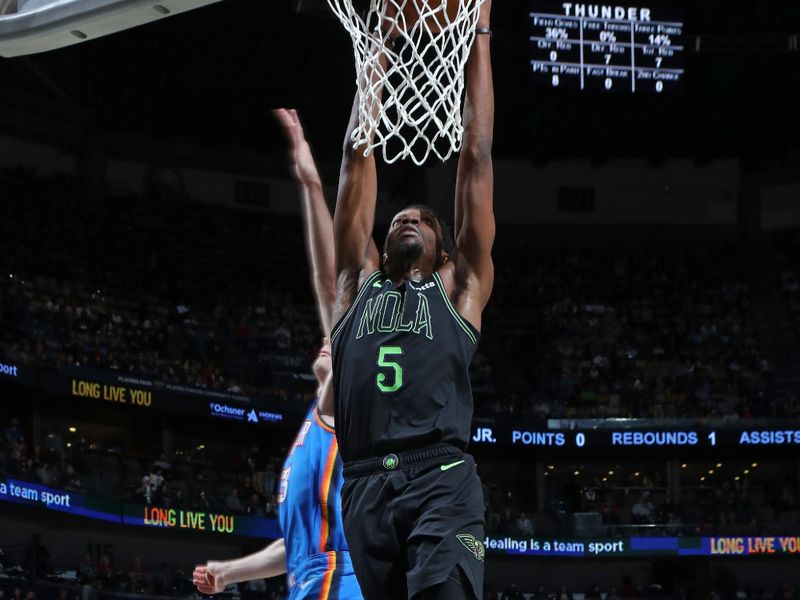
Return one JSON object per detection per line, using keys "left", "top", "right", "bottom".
{"left": 330, "top": 1, "right": 495, "bottom": 599}
{"left": 192, "top": 110, "right": 365, "bottom": 600}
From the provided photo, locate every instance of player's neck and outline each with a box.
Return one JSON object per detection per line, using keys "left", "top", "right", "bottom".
{"left": 387, "top": 263, "right": 431, "bottom": 285}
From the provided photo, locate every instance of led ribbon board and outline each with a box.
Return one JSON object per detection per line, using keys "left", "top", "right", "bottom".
{"left": 0, "top": 478, "right": 279, "bottom": 538}
{"left": 484, "top": 535, "right": 800, "bottom": 557}
{"left": 4, "top": 480, "right": 800, "bottom": 555}
{"left": 470, "top": 425, "right": 800, "bottom": 450}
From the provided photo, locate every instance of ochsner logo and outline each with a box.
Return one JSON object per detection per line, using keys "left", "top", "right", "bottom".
{"left": 0, "top": 361, "right": 19, "bottom": 377}
{"left": 208, "top": 403, "right": 246, "bottom": 418}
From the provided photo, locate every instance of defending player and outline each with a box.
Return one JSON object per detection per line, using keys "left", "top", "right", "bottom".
{"left": 330, "top": 1, "right": 495, "bottom": 599}
{"left": 192, "top": 109, "right": 364, "bottom": 600}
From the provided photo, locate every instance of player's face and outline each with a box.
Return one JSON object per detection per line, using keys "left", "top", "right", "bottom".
{"left": 385, "top": 208, "right": 440, "bottom": 268}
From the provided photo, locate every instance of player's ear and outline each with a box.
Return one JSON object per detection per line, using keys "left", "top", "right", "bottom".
{"left": 382, "top": 252, "right": 389, "bottom": 266}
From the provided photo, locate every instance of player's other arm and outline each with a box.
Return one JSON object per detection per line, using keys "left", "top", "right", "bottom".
{"left": 452, "top": 0, "right": 495, "bottom": 328}
{"left": 192, "top": 538, "right": 287, "bottom": 594}
{"left": 274, "top": 108, "right": 336, "bottom": 335}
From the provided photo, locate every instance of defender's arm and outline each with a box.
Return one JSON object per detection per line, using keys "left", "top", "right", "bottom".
{"left": 192, "top": 538, "right": 287, "bottom": 594}
{"left": 274, "top": 108, "right": 337, "bottom": 335}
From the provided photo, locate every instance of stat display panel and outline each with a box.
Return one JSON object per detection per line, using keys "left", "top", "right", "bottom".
{"left": 530, "top": 2, "right": 685, "bottom": 93}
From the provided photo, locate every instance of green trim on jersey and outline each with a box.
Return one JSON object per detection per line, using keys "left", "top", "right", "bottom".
{"left": 331, "top": 270, "right": 383, "bottom": 343}
{"left": 432, "top": 272, "right": 478, "bottom": 345}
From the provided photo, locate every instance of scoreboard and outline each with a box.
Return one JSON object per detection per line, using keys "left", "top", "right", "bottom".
{"left": 530, "top": 2, "right": 685, "bottom": 93}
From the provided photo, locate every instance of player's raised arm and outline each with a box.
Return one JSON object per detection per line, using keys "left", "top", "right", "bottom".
{"left": 192, "top": 538, "right": 287, "bottom": 595}
{"left": 332, "top": 39, "right": 389, "bottom": 320}
{"left": 274, "top": 108, "right": 336, "bottom": 335}
{"left": 453, "top": 0, "right": 495, "bottom": 323}
{"left": 332, "top": 94, "right": 379, "bottom": 317}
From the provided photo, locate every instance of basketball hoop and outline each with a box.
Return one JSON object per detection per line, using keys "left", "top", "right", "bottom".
{"left": 327, "top": 0, "right": 484, "bottom": 165}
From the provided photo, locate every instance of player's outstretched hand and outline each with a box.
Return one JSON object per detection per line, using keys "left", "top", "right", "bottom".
{"left": 192, "top": 562, "right": 227, "bottom": 595}
{"left": 273, "top": 108, "right": 322, "bottom": 189}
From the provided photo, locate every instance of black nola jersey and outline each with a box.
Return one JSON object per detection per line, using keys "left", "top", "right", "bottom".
{"left": 330, "top": 270, "right": 480, "bottom": 462}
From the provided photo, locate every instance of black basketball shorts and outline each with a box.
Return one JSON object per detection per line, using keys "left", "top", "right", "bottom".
{"left": 341, "top": 444, "right": 485, "bottom": 600}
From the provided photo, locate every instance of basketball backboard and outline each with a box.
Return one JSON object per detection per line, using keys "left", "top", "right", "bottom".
{"left": 0, "top": 0, "right": 223, "bottom": 57}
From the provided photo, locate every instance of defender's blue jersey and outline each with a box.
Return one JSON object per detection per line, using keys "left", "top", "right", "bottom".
{"left": 278, "top": 401, "right": 348, "bottom": 577}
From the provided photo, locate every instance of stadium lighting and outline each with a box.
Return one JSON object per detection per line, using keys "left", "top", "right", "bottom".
{"left": 751, "top": 463, "right": 758, "bottom": 468}
{"left": 743, "top": 469, "right": 750, "bottom": 475}
{"left": 68, "top": 426, "right": 77, "bottom": 433}
{"left": 681, "top": 463, "right": 687, "bottom": 468}
{"left": 715, "top": 463, "right": 722, "bottom": 468}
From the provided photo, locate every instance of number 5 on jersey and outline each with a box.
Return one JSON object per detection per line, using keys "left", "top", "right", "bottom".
{"left": 377, "top": 345, "right": 404, "bottom": 393}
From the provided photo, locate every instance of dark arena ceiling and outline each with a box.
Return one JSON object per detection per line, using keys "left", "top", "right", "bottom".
{"left": 0, "top": 0, "right": 798, "bottom": 163}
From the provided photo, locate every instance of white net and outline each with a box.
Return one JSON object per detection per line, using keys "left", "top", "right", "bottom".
{"left": 327, "top": 0, "right": 484, "bottom": 165}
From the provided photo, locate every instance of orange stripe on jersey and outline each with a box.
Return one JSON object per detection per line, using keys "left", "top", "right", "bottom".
{"left": 318, "top": 436, "right": 339, "bottom": 552}
{"left": 318, "top": 552, "right": 336, "bottom": 600}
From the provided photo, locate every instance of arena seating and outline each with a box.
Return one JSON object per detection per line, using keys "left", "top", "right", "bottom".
{"left": 3, "top": 167, "right": 798, "bottom": 420}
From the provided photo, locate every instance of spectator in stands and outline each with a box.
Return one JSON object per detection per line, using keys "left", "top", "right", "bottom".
{"left": 127, "top": 557, "right": 143, "bottom": 574}
{"left": 620, "top": 575, "right": 636, "bottom": 598}
{"left": 244, "top": 493, "right": 265, "bottom": 518}
{"left": 62, "top": 465, "right": 82, "bottom": 491}
{"left": 3, "top": 418, "right": 23, "bottom": 445}
{"left": 168, "top": 489, "right": 186, "bottom": 510}
{"left": 24, "top": 535, "right": 50, "bottom": 580}
{"left": 632, "top": 491, "right": 656, "bottom": 525}
{"left": 195, "top": 490, "right": 213, "bottom": 511}
{"left": 239, "top": 475, "right": 256, "bottom": 501}
{"left": 503, "top": 583, "right": 524, "bottom": 600}
{"left": 556, "top": 584, "right": 574, "bottom": 600}
{"left": 138, "top": 468, "right": 164, "bottom": 505}
{"left": 248, "top": 445, "right": 266, "bottom": 494}
{"left": 77, "top": 555, "right": 96, "bottom": 585}
{"left": 96, "top": 555, "right": 115, "bottom": 589}
{"left": 264, "top": 493, "right": 278, "bottom": 518}
{"left": 35, "top": 461, "right": 58, "bottom": 486}
{"left": 585, "top": 583, "right": 602, "bottom": 600}
{"left": 263, "top": 457, "right": 279, "bottom": 495}
{"left": 516, "top": 512, "right": 534, "bottom": 536}
{"left": 225, "top": 487, "right": 244, "bottom": 514}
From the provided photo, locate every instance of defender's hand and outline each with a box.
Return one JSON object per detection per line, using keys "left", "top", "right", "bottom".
{"left": 192, "top": 562, "right": 227, "bottom": 595}
{"left": 273, "top": 108, "right": 322, "bottom": 189}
